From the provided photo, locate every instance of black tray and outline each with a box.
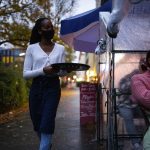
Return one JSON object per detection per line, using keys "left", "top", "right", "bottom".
{"left": 51, "top": 63, "right": 90, "bottom": 71}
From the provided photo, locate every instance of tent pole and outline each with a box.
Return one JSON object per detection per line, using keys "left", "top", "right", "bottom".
{"left": 96, "top": 54, "right": 101, "bottom": 142}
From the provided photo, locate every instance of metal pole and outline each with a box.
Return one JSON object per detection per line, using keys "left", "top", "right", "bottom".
{"left": 96, "top": 55, "right": 101, "bottom": 142}
{"left": 96, "top": 82, "right": 101, "bottom": 142}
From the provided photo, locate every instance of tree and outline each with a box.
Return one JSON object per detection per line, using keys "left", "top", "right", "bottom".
{"left": 0, "top": 0, "right": 76, "bottom": 48}
{"left": 53, "top": 34, "right": 76, "bottom": 63}
{"left": 0, "top": 0, "right": 41, "bottom": 47}
{"left": 37, "top": 0, "right": 77, "bottom": 63}
{"left": 0, "top": 62, "right": 27, "bottom": 113}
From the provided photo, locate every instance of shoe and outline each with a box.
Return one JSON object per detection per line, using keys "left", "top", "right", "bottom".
{"left": 132, "top": 143, "right": 143, "bottom": 150}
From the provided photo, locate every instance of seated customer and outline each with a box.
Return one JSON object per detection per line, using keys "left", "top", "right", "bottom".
{"left": 117, "top": 57, "right": 147, "bottom": 150}
{"left": 131, "top": 51, "right": 150, "bottom": 150}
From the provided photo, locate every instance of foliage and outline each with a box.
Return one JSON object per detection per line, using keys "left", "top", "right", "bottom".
{"left": 0, "top": 0, "right": 76, "bottom": 48}
{"left": 0, "top": 0, "right": 39, "bottom": 47}
{"left": 0, "top": 0, "right": 78, "bottom": 113}
{"left": 0, "top": 0, "right": 76, "bottom": 64}
{"left": 0, "top": 62, "right": 28, "bottom": 113}
{"left": 54, "top": 36, "right": 75, "bottom": 63}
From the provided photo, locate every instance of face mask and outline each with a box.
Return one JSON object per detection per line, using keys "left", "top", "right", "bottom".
{"left": 42, "top": 29, "right": 54, "bottom": 40}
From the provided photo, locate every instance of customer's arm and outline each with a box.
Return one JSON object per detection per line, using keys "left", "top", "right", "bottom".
{"left": 131, "top": 75, "right": 150, "bottom": 108}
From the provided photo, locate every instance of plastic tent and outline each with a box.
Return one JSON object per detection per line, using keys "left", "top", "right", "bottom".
{"left": 99, "top": 2, "right": 150, "bottom": 150}
{"left": 105, "top": 0, "right": 150, "bottom": 51}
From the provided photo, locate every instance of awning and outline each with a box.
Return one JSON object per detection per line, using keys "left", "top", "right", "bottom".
{"left": 60, "top": 0, "right": 112, "bottom": 53}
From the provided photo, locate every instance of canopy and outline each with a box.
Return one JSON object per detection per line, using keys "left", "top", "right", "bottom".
{"left": 60, "top": 0, "right": 112, "bottom": 53}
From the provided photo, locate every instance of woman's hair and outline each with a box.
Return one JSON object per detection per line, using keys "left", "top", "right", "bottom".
{"left": 146, "top": 51, "right": 150, "bottom": 67}
{"left": 139, "top": 57, "right": 147, "bottom": 72}
{"left": 29, "top": 17, "right": 49, "bottom": 44}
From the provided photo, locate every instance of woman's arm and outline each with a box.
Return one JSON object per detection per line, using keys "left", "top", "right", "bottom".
{"left": 23, "top": 47, "right": 45, "bottom": 79}
{"left": 131, "top": 75, "right": 150, "bottom": 108}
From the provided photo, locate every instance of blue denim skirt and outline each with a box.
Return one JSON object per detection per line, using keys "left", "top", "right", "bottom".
{"left": 29, "top": 76, "right": 61, "bottom": 134}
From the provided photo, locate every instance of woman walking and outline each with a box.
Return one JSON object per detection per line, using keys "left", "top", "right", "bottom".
{"left": 23, "top": 17, "right": 66, "bottom": 150}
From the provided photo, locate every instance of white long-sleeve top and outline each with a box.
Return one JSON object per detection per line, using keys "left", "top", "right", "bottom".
{"left": 23, "top": 42, "right": 65, "bottom": 79}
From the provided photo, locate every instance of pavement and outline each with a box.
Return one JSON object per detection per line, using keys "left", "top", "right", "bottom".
{"left": 0, "top": 88, "right": 104, "bottom": 150}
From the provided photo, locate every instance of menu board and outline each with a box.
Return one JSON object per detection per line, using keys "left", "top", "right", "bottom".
{"left": 80, "top": 83, "right": 97, "bottom": 125}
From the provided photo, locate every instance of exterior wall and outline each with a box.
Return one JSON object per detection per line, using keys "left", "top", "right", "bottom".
{"left": 86, "top": 53, "right": 97, "bottom": 82}
{"left": 83, "top": 0, "right": 101, "bottom": 83}
{"left": 0, "top": 49, "right": 24, "bottom": 64}
{"left": 77, "top": 52, "right": 87, "bottom": 81}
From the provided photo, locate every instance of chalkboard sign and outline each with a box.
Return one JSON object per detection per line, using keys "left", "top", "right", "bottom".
{"left": 80, "top": 83, "right": 97, "bottom": 125}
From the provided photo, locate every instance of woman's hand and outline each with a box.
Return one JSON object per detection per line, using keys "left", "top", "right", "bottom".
{"left": 43, "top": 66, "right": 59, "bottom": 75}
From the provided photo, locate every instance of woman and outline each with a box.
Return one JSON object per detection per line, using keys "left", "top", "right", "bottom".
{"left": 117, "top": 58, "right": 147, "bottom": 150}
{"left": 23, "top": 17, "right": 66, "bottom": 150}
{"left": 131, "top": 51, "right": 150, "bottom": 150}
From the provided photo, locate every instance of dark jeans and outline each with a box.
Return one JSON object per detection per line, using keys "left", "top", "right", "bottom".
{"left": 29, "top": 76, "right": 61, "bottom": 134}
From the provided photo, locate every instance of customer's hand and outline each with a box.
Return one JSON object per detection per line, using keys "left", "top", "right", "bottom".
{"left": 43, "top": 66, "right": 59, "bottom": 75}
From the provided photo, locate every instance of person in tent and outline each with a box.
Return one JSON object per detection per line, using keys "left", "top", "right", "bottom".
{"left": 131, "top": 51, "right": 150, "bottom": 150}
{"left": 117, "top": 57, "right": 147, "bottom": 150}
